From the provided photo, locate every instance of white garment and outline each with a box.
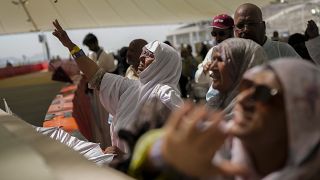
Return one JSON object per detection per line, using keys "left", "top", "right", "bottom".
{"left": 99, "top": 41, "right": 183, "bottom": 151}
{"left": 305, "top": 36, "right": 320, "bottom": 66}
{"left": 125, "top": 65, "right": 139, "bottom": 80}
{"left": 88, "top": 49, "right": 117, "bottom": 73}
{"left": 194, "top": 47, "right": 214, "bottom": 85}
{"left": 35, "top": 127, "right": 114, "bottom": 166}
{"left": 262, "top": 37, "right": 300, "bottom": 61}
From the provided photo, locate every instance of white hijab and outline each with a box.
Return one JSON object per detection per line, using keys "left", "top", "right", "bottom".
{"left": 104, "top": 41, "right": 182, "bottom": 133}
{"left": 207, "top": 38, "right": 267, "bottom": 112}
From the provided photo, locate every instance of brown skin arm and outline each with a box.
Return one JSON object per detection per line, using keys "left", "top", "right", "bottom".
{"left": 160, "top": 103, "right": 249, "bottom": 178}
{"left": 52, "top": 19, "right": 99, "bottom": 80}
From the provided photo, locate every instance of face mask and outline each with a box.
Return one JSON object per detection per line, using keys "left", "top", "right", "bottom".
{"left": 206, "top": 85, "right": 220, "bottom": 102}
{"left": 211, "top": 39, "right": 218, "bottom": 46}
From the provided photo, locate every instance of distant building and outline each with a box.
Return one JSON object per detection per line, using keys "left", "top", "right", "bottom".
{"left": 166, "top": 21, "right": 213, "bottom": 53}
{"left": 166, "top": 0, "right": 320, "bottom": 49}
{"left": 263, "top": 0, "right": 320, "bottom": 38}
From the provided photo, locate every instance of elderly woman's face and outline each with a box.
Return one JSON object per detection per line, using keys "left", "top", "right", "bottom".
{"left": 138, "top": 48, "right": 155, "bottom": 74}
{"left": 209, "top": 51, "right": 232, "bottom": 92}
{"left": 229, "top": 68, "right": 287, "bottom": 140}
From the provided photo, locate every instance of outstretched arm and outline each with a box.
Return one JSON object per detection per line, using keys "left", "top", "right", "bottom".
{"left": 52, "top": 19, "right": 99, "bottom": 80}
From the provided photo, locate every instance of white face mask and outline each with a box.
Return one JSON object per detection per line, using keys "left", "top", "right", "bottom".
{"left": 206, "top": 85, "right": 220, "bottom": 102}
{"left": 211, "top": 39, "right": 218, "bottom": 46}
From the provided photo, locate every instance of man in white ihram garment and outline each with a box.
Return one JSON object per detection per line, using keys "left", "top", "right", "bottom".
{"left": 234, "top": 3, "right": 300, "bottom": 61}
{"left": 83, "top": 33, "right": 117, "bottom": 73}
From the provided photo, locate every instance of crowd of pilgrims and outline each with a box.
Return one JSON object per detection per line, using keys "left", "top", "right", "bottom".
{"left": 51, "top": 3, "right": 320, "bottom": 180}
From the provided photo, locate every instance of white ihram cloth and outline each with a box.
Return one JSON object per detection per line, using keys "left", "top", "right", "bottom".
{"left": 99, "top": 41, "right": 183, "bottom": 151}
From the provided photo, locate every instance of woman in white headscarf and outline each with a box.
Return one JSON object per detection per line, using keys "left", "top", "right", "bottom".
{"left": 205, "top": 38, "right": 267, "bottom": 116}
{"left": 94, "top": 41, "right": 183, "bottom": 152}
{"left": 52, "top": 20, "right": 183, "bottom": 153}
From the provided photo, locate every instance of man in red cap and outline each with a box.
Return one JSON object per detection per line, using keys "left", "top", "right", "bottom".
{"left": 195, "top": 14, "right": 234, "bottom": 90}
{"left": 210, "top": 14, "right": 234, "bottom": 44}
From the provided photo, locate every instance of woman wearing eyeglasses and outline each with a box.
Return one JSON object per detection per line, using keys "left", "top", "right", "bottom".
{"left": 52, "top": 20, "right": 183, "bottom": 154}
{"left": 132, "top": 59, "right": 320, "bottom": 179}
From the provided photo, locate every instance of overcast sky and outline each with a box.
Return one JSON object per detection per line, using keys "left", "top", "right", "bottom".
{"left": 0, "top": 24, "right": 181, "bottom": 63}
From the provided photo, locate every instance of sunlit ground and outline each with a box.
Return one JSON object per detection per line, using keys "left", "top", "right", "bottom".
{"left": 0, "top": 71, "right": 64, "bottom": 126}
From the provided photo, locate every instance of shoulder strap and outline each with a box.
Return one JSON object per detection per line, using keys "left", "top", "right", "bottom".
{"left": 96, "top": 48, "right": 103, "bottom": 61}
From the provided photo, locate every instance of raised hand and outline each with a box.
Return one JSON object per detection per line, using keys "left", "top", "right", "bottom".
{"left": 52, "top": 19, "right": 75, "bottom": 50}
{"left": 52, "top": 19, "right": 99, "bottom": 80}
{"left": 161, "top": 102, "right": 228, "bottom": 177}
{"left": 203, "top": 61, "right": 212, "bottom": 75}
{"left": 305, "top": 20, "right": 319, "bottom": 39}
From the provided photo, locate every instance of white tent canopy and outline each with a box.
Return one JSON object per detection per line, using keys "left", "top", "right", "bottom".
{"left": 0, "top": 0, "right": 274, "bottom": 35}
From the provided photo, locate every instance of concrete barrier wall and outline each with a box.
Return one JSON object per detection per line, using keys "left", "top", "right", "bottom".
{"left": 0, "top": 62, "right": 48, "bottom": 79}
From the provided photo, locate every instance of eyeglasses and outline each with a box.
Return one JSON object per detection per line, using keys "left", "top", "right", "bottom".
{"left": 251, "top": 85, "right": 279, "bottom": 102}
{"left": 140, "top": 48, "right": 154, "bottom": 58}
{"left": 239, "top": 80, "right": 280, "bottom": 103}
{"left": 235, "top": 21, "right": 264, "bottom": 30}
{"left": 211, "top": 31, "right": 226, "bottom": 37}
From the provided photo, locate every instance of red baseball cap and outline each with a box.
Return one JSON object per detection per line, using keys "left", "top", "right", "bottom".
{"left": 210, "top": 14, "right": 234, "bottom": 29}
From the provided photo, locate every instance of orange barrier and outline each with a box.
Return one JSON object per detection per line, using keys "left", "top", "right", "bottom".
{"left": 44, "top": 85, "right": 80, "bottom": 134}
{"left": 43, "top": 116, "right": 79, "bottom": 132}
{"left": 44, "top": 80, "right": 93, "bottom": 140}
{"left": 44, "top": 68, "right": 110, "bottom": 147}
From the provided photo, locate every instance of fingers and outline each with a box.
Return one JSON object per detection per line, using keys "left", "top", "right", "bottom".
{"left": 188, "top": 105, "right": 208, "bottom": 133}
{"left": 52, "top": 31, "right": 57, "bottom": 37}
{"left": 52, "top": 20, "right": 58, "bottom": 30}
{"left": 214, "top": 160, "right": 250, "bottom": 177}
{"left": 165, "top": 101, "right": 193, "bottom": 130}
{"left": 53, "top": 19, "right": 63, "bottom": 31}
{"left": 307, "top": 20, "right": 318, "bottom": 29}
{"left": 203, "top": 62, "right": 211, "bottom": 72}
{"left": 308, "top": 20, "right": 316, "bottom": 25}
{"left": 207, "top": 110, "right": 224, "bottom": 126}
{"left": 52, "top": 20, "right": 62, "bottom": 38}
{"left": 104, "top": 146, "right": 123, "bottom": 155}
{"left": 201, "top": 111, "right": 227, "bottom": 148}
{"left": 52, "top": 29, "right": 59, "bottom": 37}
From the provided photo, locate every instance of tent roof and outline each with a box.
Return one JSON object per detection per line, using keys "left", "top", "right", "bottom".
{"left": 0, "top": 0, "right": 274, "bottom": 35}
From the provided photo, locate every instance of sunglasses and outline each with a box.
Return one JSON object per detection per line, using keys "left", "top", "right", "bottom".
{"left": 211, "top": 31, "right": 226, "bottom": 37}
{"left": 140, "top": 48, "right": 154, "bottom": 58}
{"left": 239, "top": 79, "right": 280, "bottom": 103}
{"left": 235, "top": 21, "right": 264, "bottom": 30}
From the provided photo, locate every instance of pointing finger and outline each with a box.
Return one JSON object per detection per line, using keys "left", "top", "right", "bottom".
{"left": 54, "top": 19, "right": 63, "bottom": 31}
